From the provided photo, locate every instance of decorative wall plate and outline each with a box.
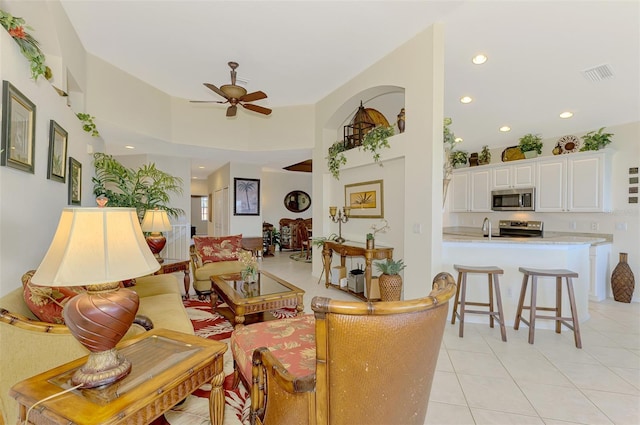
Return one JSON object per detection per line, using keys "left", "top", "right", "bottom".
{"left": 501, "top": 146, "right": 525, "bottom": 162}
{"left": 557, "top": 135, "right": 580, "bottom": 154}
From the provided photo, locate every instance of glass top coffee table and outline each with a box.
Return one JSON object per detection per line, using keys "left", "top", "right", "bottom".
{"left": 210, "top": 270, "right": 305, "bottom": 327}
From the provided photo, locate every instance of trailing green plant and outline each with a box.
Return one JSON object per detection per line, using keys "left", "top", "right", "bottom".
{"left": 518, "top": 133, "right": 543, "bottom": 154}
{"left": 92, "top": 152, "right": 185, "bottom": 220}
{"left": 375, "top": 258, "right": 406, "bottom": 275}
{"left": 0, "top": 10, "right": 50, "bottom": 80}
{"left": 360, "top": 124, "right": 394, "bottom": 163}
{"left": 450, "top": 150, "right": 468, "bottom": 166}
{"left": 443, "top": 117, "right": 462, "bottom": 178}
{"left": 479, "top": 145, "right": 491, "bottom": 164}
{"left": 327, "top": 142, "right": 347, "bottom": 179}
{"left": 580, "top": 127, "right": 613, "bottom": 151}
{"left": 77, "top": 113, "right": 100, "bottom": 137}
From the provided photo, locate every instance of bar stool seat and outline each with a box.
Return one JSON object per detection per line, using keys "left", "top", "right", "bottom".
{"left": 514, "top": 267, "right": 582, "bottom": 348}
{"left": 451, "top": 264, "right": 507, "bottom": 342}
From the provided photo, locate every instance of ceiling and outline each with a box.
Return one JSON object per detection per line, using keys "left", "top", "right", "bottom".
{"left": 14, "top": 1, "right": 640, "bottom": 180}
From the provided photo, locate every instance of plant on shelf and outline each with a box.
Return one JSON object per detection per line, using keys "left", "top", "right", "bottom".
{"left": 518, "top": 133, "right": 543, "bottom": 157}
{"left": 580, "top": 127, "right": 613, "bottom": 151}
{"left": 76, "top": 113, "right": 100, "bottom": 137}
{"left": 92, "top": 152, "right": 184, "bottom": 221}
{"left": 327, "top": 142, "right": 347, "bottom": 179}
{"left": 478, "top": 145, "right": 491, "bottom": 165}
{"left": 375, "top": 258, "right": 407, "bottom": 302}
{"left": 327, "top": 124, "right": 395, "bottom": 180}
{"left": 360, "top": 124, "right": 395, "bottom": 163}
{"left": 450, "top": 150, "right": 468, "bottom": 168}
{"left": 0, "top": 9, "right": 51, "bottom": 80}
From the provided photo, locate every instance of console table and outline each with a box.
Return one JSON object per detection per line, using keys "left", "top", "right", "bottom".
{"left": 323, "top": 240, "right": 393, "bottom": 301}
{"left": 10, "top": 328, "right": 227, "bottom": 425}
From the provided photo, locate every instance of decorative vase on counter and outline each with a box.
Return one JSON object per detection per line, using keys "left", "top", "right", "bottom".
{"left": 611, "top": 253, "right": 635, "bottom": 303}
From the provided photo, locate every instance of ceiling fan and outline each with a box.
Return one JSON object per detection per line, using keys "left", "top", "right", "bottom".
{"left": 191, "top": 61, "right": 272, "bottom": 117}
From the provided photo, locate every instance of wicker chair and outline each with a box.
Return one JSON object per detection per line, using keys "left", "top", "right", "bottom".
{"left": 247, "top": 272, "right": 456, "bottom": 425}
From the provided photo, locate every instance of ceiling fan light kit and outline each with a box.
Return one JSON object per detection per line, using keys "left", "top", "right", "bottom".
{"left": 191, "top": 61, "right": 272, "bottom": 117}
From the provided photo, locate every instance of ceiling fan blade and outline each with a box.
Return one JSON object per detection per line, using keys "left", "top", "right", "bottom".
{"left": 189, "top": 100, "right": 227, "bottom": 104}
{"left": 226, "top": 105, "right": 238, "bottom": 117}
{"left": 240, "top": 91, "right": 268, "bottom": 102}
{"left": 242, "top": 103, "right": 272, "bottom": 116}
{"left": 204, "top": 83, "right": 229, "bottom": 100}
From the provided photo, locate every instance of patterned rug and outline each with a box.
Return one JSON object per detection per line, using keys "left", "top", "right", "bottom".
{"left": 150, "top": 297, "right": 295, "bottom": 425}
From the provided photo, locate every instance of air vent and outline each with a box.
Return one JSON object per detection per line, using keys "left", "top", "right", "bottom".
{"left": 581, "top": 64, "right": 614, "bottom": 82}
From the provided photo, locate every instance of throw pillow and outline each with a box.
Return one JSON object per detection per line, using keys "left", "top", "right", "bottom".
{"left": 194, "top": 234, "right": 243, "bottom": 263}
{"left": 21, "top": 270, "right": 86, "bottom": 324}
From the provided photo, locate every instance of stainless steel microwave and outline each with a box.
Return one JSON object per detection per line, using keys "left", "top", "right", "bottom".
{"left": 491, "top": 188, "right": 535, "bottom": 211}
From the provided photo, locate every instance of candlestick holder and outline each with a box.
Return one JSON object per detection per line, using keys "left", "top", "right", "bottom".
{"left": 329, "top": 206, "right": 350, "bottom": 244}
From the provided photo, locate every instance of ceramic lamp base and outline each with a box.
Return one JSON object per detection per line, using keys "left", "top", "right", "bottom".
{"left": 146, "top": 233, "right": 166, "bottom": 263}
{"left": 63, "top": 282, "right": 139, "bottom": 388}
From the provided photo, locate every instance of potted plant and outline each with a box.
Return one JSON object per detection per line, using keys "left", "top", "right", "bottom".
{"left": 580, "top": 127, "right": 613, "bottom": 151}
{"left": 518, "top": 133, "right": 543, "bottom": 158}
{"left": 360, "top": 124, "right": 394, "bottom": 163}
{"left": 92, "top": 153, "right": 184, "bottom": 221}
{"left": 450, "top": 150, "right": 468, "bottom": 168}
{"left": 478, "top": 145, "right": 491, "bottom": 165}
{"left": 375, "top": 258, "right": 406, "bottom": 301}
{"left": 366, "top": 233, "right": 374, "bottom": 249}
{"left": 327, "top": 142, "right": 347, "bottom": 179}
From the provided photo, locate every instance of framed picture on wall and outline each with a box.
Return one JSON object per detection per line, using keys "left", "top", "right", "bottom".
{"left": 68, "top": 157, "right": 82, "bottom": 205}
{"left": 234, "top": 178, "right": 260, "bottom": 215}
{"left": 1, "top": 80, "right": 36, "bottom": 173}
{"left": 47, "top": 120, "right": 68, "bottom": 182}
{"left": 344, "top": 179, "right": 384, "bottom": 218}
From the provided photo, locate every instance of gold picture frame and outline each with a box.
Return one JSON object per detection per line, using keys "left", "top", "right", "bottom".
{"left": 1, "top": 81, "right": 36, "bottom": 173}
{"left": 344, "top": 179, "right": 383, "bottom": 218}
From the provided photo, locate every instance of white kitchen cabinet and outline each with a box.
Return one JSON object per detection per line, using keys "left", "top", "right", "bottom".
{"left": 492, "top": 163, "right": 535, "bottom": 189}
{"left": 450, "top": 168, "right": 491, "bottom": 212}
{"left": 536, "top": 151, "right": 610, "bottom": 212}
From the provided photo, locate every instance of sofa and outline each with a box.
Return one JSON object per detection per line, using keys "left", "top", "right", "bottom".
{"left": 190, "top": 235, "right": 259, "bottom": 297}
{"left": 0, "top": 272, "right": 193, "bottom": 425}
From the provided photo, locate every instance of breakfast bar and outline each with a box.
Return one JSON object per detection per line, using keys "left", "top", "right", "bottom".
{"left": 442, "top": 231, "right": 608, "bottom": 328}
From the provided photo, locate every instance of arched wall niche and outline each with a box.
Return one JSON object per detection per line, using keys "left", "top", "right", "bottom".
{"left": 323, "top": 85, "right": 405, "bottom": 141}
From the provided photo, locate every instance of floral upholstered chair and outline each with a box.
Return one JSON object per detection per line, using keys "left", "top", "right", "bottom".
{"left": 230, "top": 272, "right": 457, "bottom": 425}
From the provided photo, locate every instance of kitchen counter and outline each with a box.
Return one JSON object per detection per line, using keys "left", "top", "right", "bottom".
{"left": 440, "top": 227, "right": 613, "bottom": 328}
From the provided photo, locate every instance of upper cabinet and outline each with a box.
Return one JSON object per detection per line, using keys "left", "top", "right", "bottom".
{"left": 535, "top": 151, "right": 611, "bottom": 212}
{"left": 492, "top": 163, "right": 536, "bottom": 189}
{"left": 450, "top": 168, "right": 491, "bottom": 212}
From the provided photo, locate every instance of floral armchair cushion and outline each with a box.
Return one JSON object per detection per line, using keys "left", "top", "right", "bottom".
{"left": 193, "top": 234, "right": 243, "bottom": 264}
{"left": 21, "top": 270, "right": 86, "bottom": 324}
{"left": 230, "top": 314, "right": 316, "bottom": 383}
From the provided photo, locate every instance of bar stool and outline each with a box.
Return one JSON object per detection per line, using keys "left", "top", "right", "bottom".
{"left": 514, "top": 267, "right": 582, "bottom": 348}
{"left": 451, "top": 265, "right": 507, "bottom": 342}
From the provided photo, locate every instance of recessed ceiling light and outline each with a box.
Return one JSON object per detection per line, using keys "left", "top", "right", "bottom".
{"left": 559, "top": 111, "right": 574, "bottom": 119}
{"left": 455, "top": 137, "right": 463, "bottom": 143}
{"left": 125, "top": 145, "right": 135, "bottom": 149}
{"left": 460, "top": 96, "right": 473, "bottom": 104}
{"left": 192, "top": 176, "right": 198, "bottom": 179}
{"left": 198, "top": 166, "right": 205, "bottom": 169}
{"left": 499, "top": 126, "right": 511, "bottom": 132}
{"left": 472, "top": 54, "right": 488, "bottom": 65}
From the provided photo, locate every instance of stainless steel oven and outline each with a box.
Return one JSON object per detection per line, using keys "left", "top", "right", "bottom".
{"left": 491, "top": 188, "right": 535, "bottom": 211}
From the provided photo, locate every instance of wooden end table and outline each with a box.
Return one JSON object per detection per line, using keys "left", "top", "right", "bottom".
{"left": 210, "top": 270, "right": 305, "bottom": 327}
{"left": 10, "top": 329, "right": 226, "bottom": 425}
{"left": 156, "top": 258, "right": 191, "bottom": 299}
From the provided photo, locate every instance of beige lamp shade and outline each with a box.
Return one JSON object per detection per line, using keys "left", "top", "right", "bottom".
{"left": 31, "top": 207, "right": 160, "bottom": 287}
{"left": 141, "top": 209, "right": 172, "bottom": 233}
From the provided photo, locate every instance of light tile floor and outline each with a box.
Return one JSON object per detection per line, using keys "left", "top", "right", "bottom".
{"left": 258, "top": 251, "right": 640, "bottom": 425}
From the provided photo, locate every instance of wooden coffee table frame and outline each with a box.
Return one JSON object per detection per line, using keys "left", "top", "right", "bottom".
{"left": 10, "top": 329, "right": 227, "bottom": 425}
{"left": 210, "top": 270, "right": 305, "bottom": 327}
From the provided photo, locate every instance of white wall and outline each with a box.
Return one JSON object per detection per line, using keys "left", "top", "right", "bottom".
{"left": 0, "top": 28, "right": 103, "bottom": 296}
{"left": 445, "top": 121, "right": 640, "bottom": 301}
{"left": 261, "top": 170, "right": 312, "bottom": 228}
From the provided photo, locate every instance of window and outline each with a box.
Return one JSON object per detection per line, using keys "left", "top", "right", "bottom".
{"left": 201, "top": 196, "right": 208, "bottom": 221}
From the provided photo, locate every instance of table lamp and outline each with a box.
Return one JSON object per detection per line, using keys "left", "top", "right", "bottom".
{"left": 31, "top": 207, "right": 160, "bottom": 388}
{"left": 141, "top": 209, "right": 172, "bottom": 263}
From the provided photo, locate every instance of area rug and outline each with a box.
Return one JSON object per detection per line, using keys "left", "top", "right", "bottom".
{"left": 289, "top": 252, "right": 312, "bottom": 263}
{"left": 150, "top": 297, "right": 296, "bottom": 425}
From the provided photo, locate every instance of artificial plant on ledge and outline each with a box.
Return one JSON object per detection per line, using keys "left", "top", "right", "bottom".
{"left": 0, "top": 10, "right": 51, "bottom": 80}
{"left": 326, "top": 124, "right": 395, "bottom": 180}
{"left": 77, "top": 113, "right": 101, "bottom": 137}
